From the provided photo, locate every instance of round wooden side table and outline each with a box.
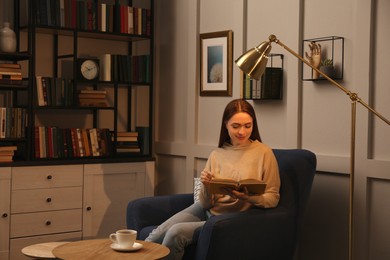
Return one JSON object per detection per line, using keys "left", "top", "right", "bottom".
{"left": 52, "top": 239, "right": 169, "bottom": 260}
{"left": 22, "top": 242, "right": 70, "bottom": 259}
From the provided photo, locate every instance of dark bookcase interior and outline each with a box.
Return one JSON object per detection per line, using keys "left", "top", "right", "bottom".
{"left": 0, "top": 0, "right": 154, "bottom": 164}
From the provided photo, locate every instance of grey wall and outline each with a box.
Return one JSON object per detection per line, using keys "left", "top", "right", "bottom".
{"left": 153, "top": 0, "right": 390, "bottom": 259}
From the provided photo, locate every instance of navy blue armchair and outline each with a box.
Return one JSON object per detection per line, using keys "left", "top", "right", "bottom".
{"left": 127, "top": 149, "right": 316, "bottom": 260}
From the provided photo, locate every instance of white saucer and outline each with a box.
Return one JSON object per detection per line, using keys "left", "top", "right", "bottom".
{"left": 110, "top": 242, "right": 143, "bottom": 252}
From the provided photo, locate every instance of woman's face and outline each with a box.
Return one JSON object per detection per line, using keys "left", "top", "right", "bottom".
{"left": 226, "top": 112, "right": 253, "bottom": 147}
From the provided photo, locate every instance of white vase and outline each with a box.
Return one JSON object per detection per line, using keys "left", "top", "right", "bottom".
{"left": 0, "top": 22, "right": 17, "bottom": 53}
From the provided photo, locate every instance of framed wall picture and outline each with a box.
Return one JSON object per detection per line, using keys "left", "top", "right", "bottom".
{"left": 200, "top": 30, "right": 233, "bottom": 96}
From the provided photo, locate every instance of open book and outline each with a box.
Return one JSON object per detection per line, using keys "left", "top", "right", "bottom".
{"left": 209, "top": 178, "right": 266, "bottom": 195}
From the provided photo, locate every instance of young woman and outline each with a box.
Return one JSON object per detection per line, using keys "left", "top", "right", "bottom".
{"left": 145, "top": 99, "right": 280, "bottom": 260}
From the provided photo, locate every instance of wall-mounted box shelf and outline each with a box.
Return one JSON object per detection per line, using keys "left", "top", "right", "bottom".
{"left": 242, "top": 54, "right": 284, "bottom": 100}
{"left": 302, "top": 36, "right": 344, "bottom": 81}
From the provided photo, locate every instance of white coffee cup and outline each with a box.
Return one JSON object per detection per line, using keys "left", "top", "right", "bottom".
{"left": 109, "top": 229, "right": 137, "bottom": 248}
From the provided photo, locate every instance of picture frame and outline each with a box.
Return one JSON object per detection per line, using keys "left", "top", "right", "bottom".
{"left": 200, "top": 30, "right": 233, "bottom": 96}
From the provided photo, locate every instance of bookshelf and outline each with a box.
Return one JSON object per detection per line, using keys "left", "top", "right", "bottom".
{"left": 0, "top": 0, "right": 154, "bottom": 163}
{"left": 0, "top": 1, "right": 156, "bottom": 259}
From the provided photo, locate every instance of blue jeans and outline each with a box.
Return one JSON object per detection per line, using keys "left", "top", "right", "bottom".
{"left": 145, "top": 202, "right": 210, "bottom": 260}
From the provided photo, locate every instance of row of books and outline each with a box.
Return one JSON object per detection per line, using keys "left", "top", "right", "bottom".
{"left": 34, "top": 127, "right": 113, "bottom": 159}
{"left": 101, "top": 2, "right": 151, "bottom": 35}
{"left": 0, "top": 107, "right": 27, "bottom": 139}
{"left": 0, "top": 145, "right": 17, "bottom": 163}
{"left": 78, "top": 89, "right": 109, "bottom": 107}
{"left": 99, "top": 54, "right": 151, "bottom": 83}
{"left": 33, "top": 0, "right": 151, "bottom": 36}
{"left": 36, "top": 76, "right": 75, "bottom": 107}
{"left": 0, "top": 63, "right": 22, "bottom": 82}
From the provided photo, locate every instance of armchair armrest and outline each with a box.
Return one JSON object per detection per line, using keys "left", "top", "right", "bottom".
{"left": 127, "top": 194, "right": 194, "bottom": 238}
{"left": 195, "top": 208, "right": 296, "bottom": 260}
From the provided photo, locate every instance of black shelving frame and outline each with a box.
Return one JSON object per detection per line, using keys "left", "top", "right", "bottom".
{"left": 0, "top": 0, "right": 155, "bottom": 165}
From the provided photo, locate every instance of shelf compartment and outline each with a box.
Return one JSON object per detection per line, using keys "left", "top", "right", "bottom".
{"left": 302, "top": 36, "right": 344, "bottom": 81}
{"left": 242, "top": 54, "right": 284, "bottom": 100}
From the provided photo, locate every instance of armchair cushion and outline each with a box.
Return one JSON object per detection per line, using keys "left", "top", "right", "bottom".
{"left": 127, "top": 149, "right": 316, "bottom": 260}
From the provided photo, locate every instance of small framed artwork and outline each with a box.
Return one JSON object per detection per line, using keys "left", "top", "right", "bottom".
{"left": 200, "top": 30, "right": 233, "bottom": 96}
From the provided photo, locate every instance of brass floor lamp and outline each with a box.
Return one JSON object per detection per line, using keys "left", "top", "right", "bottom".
{"left": 235, "top": 34, "right": 390, "bottom": 260}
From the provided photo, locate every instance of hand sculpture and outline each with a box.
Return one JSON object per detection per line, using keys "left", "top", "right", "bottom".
{"left": 305, "top": 42, "right": 321, "bottom": 79}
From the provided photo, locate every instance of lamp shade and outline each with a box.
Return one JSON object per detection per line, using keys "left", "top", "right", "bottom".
{"left": 235, "top": 41, "right": 272, "bottom": 80}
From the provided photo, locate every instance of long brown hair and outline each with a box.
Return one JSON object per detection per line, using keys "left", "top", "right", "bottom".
{"left": 218, "top": 99, "right": 262, "bottom": 147}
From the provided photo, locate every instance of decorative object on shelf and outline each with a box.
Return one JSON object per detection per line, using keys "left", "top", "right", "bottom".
{"left": 242, "top": 54, "right": 283, "bottom": 100}
{"left": 200, "top": 30, "right": 233, "bottom": 96}
{"left": 302, "top": 36, "right": 344, "bottom": 81}
{"left": 0, "top": 22, "right": 17, "bottom": 53}
{"left": 235, "top": 34, "right": 390, "bottom": 260}
{"left": 320, "top": 58, "right": 335, "bottom": 78}
{"left": 77, "top": 58, "right": 100, "bottom": 81}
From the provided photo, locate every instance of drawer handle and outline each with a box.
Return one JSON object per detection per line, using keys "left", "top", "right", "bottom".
{"left": 46, "top": 197, "right": 52, "bottom": 203}
{"left": 86, "top": 206, "right": 92, "bottom": 211}
{"left": 47, "top": 175, "right": 53, "bottom": 180}
{"left": 2, "top": 213, "right": 7, "bottom": 218}
{"left": 46, "top": 220, "right": 51, "bottom": 226}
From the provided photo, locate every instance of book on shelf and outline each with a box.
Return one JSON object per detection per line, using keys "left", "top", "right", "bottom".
{"left": 115, "top": 131, "right": 138, "bottom": 142}
{"left": 260, "top": 68, "right": 283, "bottom": 100}
{"left": 0, "top": 63, "right": 21, "bottom": 69}
{"left": 78, "top": 98, "right": 109, "bottom": 107}
{"left": 136, "top": 127, "right": 149, "bottom": 155}
{"left": 78, "top": 93, "right": 106, "bottom": 98}
{"left": 0, "top": 145, "right": 17, "bottom": 151}
{"left": 116, "top": 136, "right": 138, "bottom": 142}
{"left": 0, "top": 74, "right": 22, "bottom": 81}
{"left": 117, "top": 131, "right": 138, "bottom": 137}
{"left": 209, "top": 178, "right": 267, "bottom": 195}
{"left": 0, "top": 155, "right": 14, "bottom": 162}
{"left": 116, "top": 147, "right": 141, "bottom": 153}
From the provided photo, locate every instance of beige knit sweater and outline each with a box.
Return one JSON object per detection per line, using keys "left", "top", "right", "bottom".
{"left": 199, "top": 140, "right": 280, "bottom": 215}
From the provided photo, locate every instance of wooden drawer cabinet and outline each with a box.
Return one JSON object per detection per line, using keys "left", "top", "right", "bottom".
{"left": 7, "top": 165, "right": 84, "bottom": 259}
{"left": 0, "top": 168, "right": 11, "bottom": 260}
{"left": 11, "top": 165, "right": 83, "bottom": 190}
{"left": 10, "top": 209, "right": 82, "bottom": 238}
{"left": 11, "top": 187, "right": 82, "bottom": 213}
{"left": 0, "top": 161, "right": 155, "bottom": 260}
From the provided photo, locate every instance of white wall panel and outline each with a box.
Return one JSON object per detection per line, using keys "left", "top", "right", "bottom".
{"left": 246, "top": 0, "right": 301, "bottom": 149}
{"left": 155, "top": 155, "right": 187, "bottom": 195}
{"left": 302, "top": 0, "right": 355, "bottom": 160}
{"left": 198, "top": 0, "right": 245, "bottom": 146}
{"left": 297, "top": 172, "right": 349, "bottom": 260}
{"left": 155, "top": 0, "right": 191, "bottom": 143}
{"left": 368, "top": 178, "right": 390, "bottom": 260}
{"left": 371, "top": 0, "right": 390, "bottom": 161}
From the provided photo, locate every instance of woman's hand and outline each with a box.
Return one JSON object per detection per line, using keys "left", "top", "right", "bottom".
{"left": 200, "top": 170, "right": 213, "bottom": 186}
{"left": 229, "top": 187, "right": 249, "bottom": 200}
